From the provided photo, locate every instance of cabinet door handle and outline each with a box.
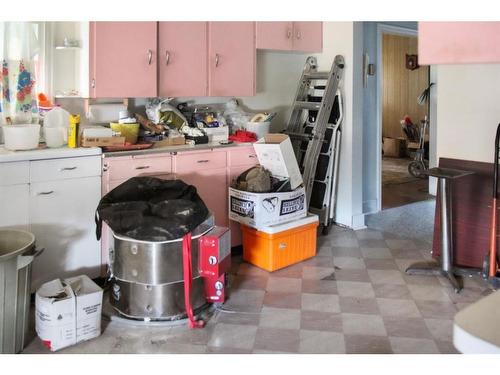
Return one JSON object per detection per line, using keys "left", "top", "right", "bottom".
{"left": 165, "top": 50, "right": 170, "bottom": 66}
{"left": 249, "top": 155, "right": 257, "bottom": 158}
{"left": 197, "top": 159, "right": 210, "bottom": 163}
{"left": 91, "top": 78, "right": 95, "bottom": 88}
{"left": 296, "top": 30, "right": 302, "bottom": 40}
{"left": 147, "top": 49, "right": 153, "bottom": 65}
{"left": 37, "top": 191, "right": 54, "bottom": 196}
{"left": 286, "top": 28, "right": 292, "bottom": 39}
{"left": 215, "top": 53, "right": 220, "bottom": 68}
{"left": 135, "top": 165, "right": 150, "bottom": 170}
{"left": 60, "top": 166, "right": 77, "bottom": 171}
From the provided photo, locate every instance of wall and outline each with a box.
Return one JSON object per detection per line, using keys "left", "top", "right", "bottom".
{"left": 436, "top": 63, "right": 500, "bottom": 163}
{"left": 382, "top": 34, "right": 428, "bottom": 139}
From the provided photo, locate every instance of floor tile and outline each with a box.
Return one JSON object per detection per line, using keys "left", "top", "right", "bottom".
{"left": 332, "top": 246, "right": 362, "bottom": 257}
{"left": 333, "top": 269, "right": 370, "bottom": 282}
{"left": 361, "top": 247, "right": 393, "bottom": 259}
{"left": 269, "top": 263, "right": 304, "bottom": 279}
{"left": 330, "top": 234, "right": 359, "bottom": 248}
{"left": 389, "top": 337, "right": 439, "bottom": 354}
{"left": 300, "top": 311, "right": 343, "bottom": 332}
{"left": 382, "top": 316, "right": 432, "bottom": 339}
{"left": 237, "top": 262, "right": 270, "bottom": 277}
{"left": 391, "top": 249, "right": 425, "bottom": 260}
{"left": 337, "top": 281, "right": 375, "bottom": 299}
{"left": 301, "top": 279, "right": 338, "bottom": 295}
{"left": 364, "top": 258, "right": 399, "bottom": 270}
{"left": 344, "top": 335, "right": 393, "bottom": 354}
{"left": 416, "top": 300, "right": 457, "bottom": 319}
{"left": 302, "top": 293, "right": 340, "bottom": 313}
{"left": 385, "top": 239, "right": 417, "bottom": 250}
{"left": 341, "top": 313, "right": 387, "bottom": 336}
{"left": 214, "top": 310, "right": 261, "bottom": 326}
{"left": 207, "top": 346, "right": 252, "bottom": 354}
{"left": 403, "top": 273, "right": 442, "bottom": 286}
{"left": 207, "top": 323, "right": 257, "bottom": 350}
{"left": 266, "top": 277, "right": 302, "bottom": 293}
{"left": 259, "top": 307, "right": 301, "bottom": 330}
{"left": 435, "top": 340, "right": 460, "bottom": 354}
{"left": 334, "top": 256, "right": 366, "bottom": 270}
{"left": 162, "top": 343, "right": 207, "bottom": 354}
{"left": 231, "top": 275, "right": 268, "bottom": 291}
{"left": 225, "top": 289, "right": 265, "bottom": 311}
{"left": 263, "top": 292, "right": 302, "bottom": 309}
{"left": 339, "top": 297, "right": 379, "bottom": 314}
{"left": 299, "top": 330, "right": 346, "bottom": 353}
{"left": 368, "top": 269, "right": 406, "bottom": 285}
{"left": 302, "top": 266, "right": 336, "bottom": 280}
{"left": 168, "top": 324, "right": 214, "bottom": 345}
{"left": 300, "top": 256, "right": 335, "bottom": 268}
{"left": 408, "top": 284, "right": 452, "bottom": 302}
{"left": 376, "top": 298, "right": 421, "bottom": 318}
{"left": 424, "top": 318, "right": 454, "bottom": 342}
{"left": 359, "top": 239, "right": 388, "bottom": 248}
{"left": 316, "top": 246, "right": 333, "bottom": 257}
{"left": 373, "top": 284, "right": 412, "bottom": 299}
{"left": 355, "top": 229, "right": 384, "bottom": 240}
{"left": 254, "top": 327, "right": 300, "bottom": 353}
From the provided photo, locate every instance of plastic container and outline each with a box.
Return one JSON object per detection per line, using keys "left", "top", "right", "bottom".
{"left": 241, "top": 214, "right": 319, "bottom": 272}
{"left": 0, "top": 229, "right": 42, "bottom": 353}
{"left": 110, "top": 123, "right": 140, "bottom": 144}
{"left": 1, "top": 124, "right": 40, "bottom": 151}
{"left": 44, "top": 126, "right": 67, "bottom": 148}
{"left": 245, "top": 121, "right": 270, "bottom": 141}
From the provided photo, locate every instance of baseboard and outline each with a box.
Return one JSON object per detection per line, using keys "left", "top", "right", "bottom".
{"left": 351, "top": 213, "right": 367, "bottom": 230}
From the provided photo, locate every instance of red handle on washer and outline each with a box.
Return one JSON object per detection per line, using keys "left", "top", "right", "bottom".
{"left": 182, "top": 233, "right": 205, "bottom": 329}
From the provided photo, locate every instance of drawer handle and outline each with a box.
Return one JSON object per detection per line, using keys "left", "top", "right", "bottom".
{"left": 215, "top": 53, "right": 220, "bottom": 68}
{"left": 296, "top": 30, "right": 302, "bottom": 40}
{"left": 197, "top": 160, "right": 210, "bottom": 163}
{"left": 286, "top": 28, "right": 292, "bottom": 39}
{"left": 37, "top": 191, "right": 54, "bottom": 196}
{"left": 165, "top": 50, "right": 170, "bottom": 66}
{"left": 279, "top": 243, "right": 287, "bottom": 250}
{"left": 135, "top": 166, "right": 150, "bottom": 170}
{"left": 60, "top": 166, "right": 77, "bottom": 171}
{"left": 249, "top": 155, "right": 257, "bottom": 158}
{"left": 147, "top": 49, "right": 153, "bottom": 65}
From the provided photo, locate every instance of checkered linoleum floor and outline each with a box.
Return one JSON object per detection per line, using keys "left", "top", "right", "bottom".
{"left": 23, "top": 226, "right": 492, "bottom": 354}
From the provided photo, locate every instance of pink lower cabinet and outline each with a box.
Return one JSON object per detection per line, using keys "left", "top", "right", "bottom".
{"left": 418, "top": 22, "right": 500, "bottom": 64}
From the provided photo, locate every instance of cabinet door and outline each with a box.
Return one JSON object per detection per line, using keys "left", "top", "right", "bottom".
{"left": 419, "top": 22, "right": 500, "bottom": 64}
{"left": 30, "top": 177, "right": 101, "bottom": 290}
{"left": 208, "top": 22, "right": 256, "bottom": 97}
{"left": 292, "top": 22, "right": 323, "bottom": 53}
{"left": 158, "top": 22, "right": 208, "bottom": 97}
{"left": 90, "top": 22, "right": 157, "bottom": 98}
{"left": 0, "top": 184, "right": 29, "bottom": 230}
{"left": 256, "top": 22, "right": 293, "bottom": 50}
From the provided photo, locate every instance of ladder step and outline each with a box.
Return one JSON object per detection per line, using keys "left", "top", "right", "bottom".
{"left": 294, "top": 101, "right": 322, "bottom": 111}
{"left": 284, "top": 132, "right": 313, "bottom": 141}
{"left": 304, "top": 71, "right": 329, "bottom": 80}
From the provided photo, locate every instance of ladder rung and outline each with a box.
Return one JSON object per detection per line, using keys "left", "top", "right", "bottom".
{"left": 304, "top": 71, "right": 329, "bottom": 80}
{"left": 294, "top": 101, "right": 321, "bottom": 111}
{"left": 284, "top": 132, "right": 313, "bottom": 141}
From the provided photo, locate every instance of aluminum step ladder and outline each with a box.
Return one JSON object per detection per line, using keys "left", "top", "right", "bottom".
{"left": 283, "top": 55, "right": 345, "bottom": 233}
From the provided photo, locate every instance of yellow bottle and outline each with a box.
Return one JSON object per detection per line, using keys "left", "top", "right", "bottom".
{"left": 68, "top": 114, "right": 80, "bottom": 148}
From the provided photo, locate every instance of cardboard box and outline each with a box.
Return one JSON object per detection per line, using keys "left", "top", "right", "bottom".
{"left": 81, "top": 136, "right": 125, "bottom": 147}
{"left": 383, "top": 137, "right": 406, "bottom": 157}
{"left": 35, "top": 275, "right": 103, "bottom": 352}
{"left": 253, "top": 134, "right": 303, "bottom": 190}
{"left": 152, "top": 136, "right": 185, "bottom": 148}
{"left": 229, "top": 186, "right": 307, "bottom": 229}
{"left": 203, "top": 126, "right": 229, "bottom": 143}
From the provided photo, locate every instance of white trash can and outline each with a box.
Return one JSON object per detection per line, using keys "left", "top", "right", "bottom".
{"left": 0, "top": 229, "right": 43, "bottom": 353}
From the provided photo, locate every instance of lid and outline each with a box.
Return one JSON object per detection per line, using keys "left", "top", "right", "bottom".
{"left": 255, "top": 214, "right": 319, "bottom": 234}
{"left": 0, "top": 229, "right": 35, "bottom": 261}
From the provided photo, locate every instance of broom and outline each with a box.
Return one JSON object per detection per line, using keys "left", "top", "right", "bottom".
{"left": 488, "top": 123, "right": 500, "bottom": 278}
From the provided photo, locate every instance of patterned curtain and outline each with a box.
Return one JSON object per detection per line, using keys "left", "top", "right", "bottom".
{"left": 0, "top": 22, "right": 40, "bottom": 125}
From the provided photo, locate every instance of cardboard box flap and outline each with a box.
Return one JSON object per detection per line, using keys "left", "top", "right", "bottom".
{"left": 66, "top": 275, "right": 102, "bottom": 296}
{"left": 36, "top": 279, "right": 74, "bottom": 302}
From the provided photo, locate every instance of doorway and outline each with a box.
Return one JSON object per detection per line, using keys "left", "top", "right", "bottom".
{"left": 377, "top": 26, "right": 433, "bottom": 210}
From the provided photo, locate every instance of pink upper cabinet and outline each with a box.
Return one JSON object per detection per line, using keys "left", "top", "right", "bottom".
{"left": 256, "top": 22, "right": 294, "bottom": 50}
{"left": 292, "top": 22, "right": 323, "bottom": 53}
{"left": 419, "top": 22, "right": 500, "bottom": 64}
{"left": 158, "top": 22, "right": 208, "bottom": 97}
{"left": 90, "top": 22, "right": 157, "bottom": 98}
{"left": 208, "top": 22, "right": 256, "bottom": 97}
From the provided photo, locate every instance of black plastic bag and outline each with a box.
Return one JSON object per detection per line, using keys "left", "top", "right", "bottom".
{"left": 95, "top": 177, "right": 209, "bottom": 242}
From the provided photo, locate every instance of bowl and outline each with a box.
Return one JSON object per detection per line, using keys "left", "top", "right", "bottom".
{"left": 2, "top": 124, "right": 41, "bottom": 151}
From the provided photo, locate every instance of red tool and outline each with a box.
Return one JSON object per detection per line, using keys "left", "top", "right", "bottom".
{"left": 228, "top": 130, "right": 257, "bottom": 143}
{"left": 182, "top": 233, "right": 204, "bottom": 329}
{"left": 198, "top": 227, "right": 231, "bottom": 303}
{"left": 484, "top": 123, "right": 500, "bottom": 287}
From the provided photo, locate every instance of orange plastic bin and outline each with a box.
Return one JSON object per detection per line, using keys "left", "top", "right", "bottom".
{"left": 241, "top": 214, "right": 319, "bottom": 272}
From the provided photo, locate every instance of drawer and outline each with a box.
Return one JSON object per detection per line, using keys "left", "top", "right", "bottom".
{"left": 175, "top": 151, "right": 227, "bottom": 172}
{"left": 30, "top": 156, "right": 101, "bottom": 182}
{"left": 0, "top": 161, "right": 29, "bottom": 186}
{"left": 228, "top": 147, "right": 258, "bottom": 167}
{"left": 106, "top": 155, "right": 172, "bottom": 181}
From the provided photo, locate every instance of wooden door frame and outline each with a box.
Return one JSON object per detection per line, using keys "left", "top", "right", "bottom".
{"left": 375, "top": 24, "right": 436, "bottom": 212}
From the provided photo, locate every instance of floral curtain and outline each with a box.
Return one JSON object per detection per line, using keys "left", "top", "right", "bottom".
{"left": 0, "top": 22, "right": 40, "bottom": 124}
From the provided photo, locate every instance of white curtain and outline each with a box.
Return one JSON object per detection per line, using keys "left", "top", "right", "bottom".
{"left": 0, "top": 22, "right": 41, "bottom": 124}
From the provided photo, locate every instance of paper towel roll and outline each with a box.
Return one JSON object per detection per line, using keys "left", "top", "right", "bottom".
{"left": 87, "top": 103, "right": 127, "bottom": 124}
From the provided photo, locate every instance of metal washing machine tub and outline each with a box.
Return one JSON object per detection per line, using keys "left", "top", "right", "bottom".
{"left": 109, "top": 215, "right": 214, "bottom": 321}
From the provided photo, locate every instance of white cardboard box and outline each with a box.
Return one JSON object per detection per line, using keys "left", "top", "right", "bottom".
{"left": 204, "top": 126, "right": 229, "bottom": 143}
{"left": 229, "top": 186, "right": 307, "bottom": 228}
{"left": 35, "top": 275, "right": 103, "bottom": 352}
{"left": 253, "top": 134, "right": 303, "bottom": 190}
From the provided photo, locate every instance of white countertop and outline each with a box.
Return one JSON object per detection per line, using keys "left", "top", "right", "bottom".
{"left": 0, "top": 145, "right": 102, "bottom": 163}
